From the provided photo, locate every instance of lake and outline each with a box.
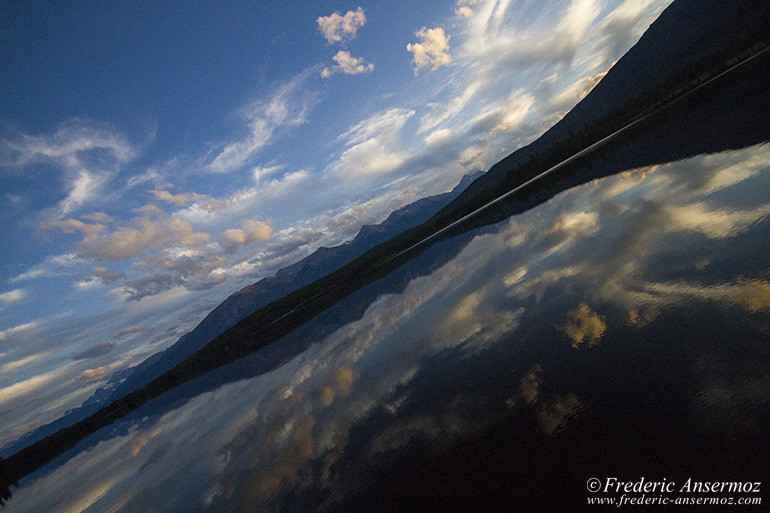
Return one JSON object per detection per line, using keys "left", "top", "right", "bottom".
{"left": 6, "top": 143, "right": 769, "bottom": 512}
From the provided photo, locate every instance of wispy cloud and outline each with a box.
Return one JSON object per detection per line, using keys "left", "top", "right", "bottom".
{"left": 113, "top": 326, "right": 148, "bottom": 339}
{"left": 179, "top": 168, "right": 312, "bottom": 226}
{"left": 0, "top": 119, "right": 133, "bottom": 167}
{"left": 61, "top": 170, "right": 112, "bottom": 215}
{"left": 461, "top": 0, "right": 600, "bottom": 67}
{"left": 411, "top": 0, "right": 671, "bottom": 167}
{"left": 0, "top": 288, "right": 26, "bottom": 305}
{"left": 149, "top": 185, "right": 209, "bottom": 207}
{"left": 0, "top": 321, "right": 40, "bottom": 342}
{"left": 0, "top": 369, "right": 61, "bottom": 405}
{"left": 10, "top": 269, "right": 47, "bottom": 283}
{"left": 0, "top": 119, "right": 136, "bottom": 215}
{"left": 252, "top": 164, "right": 284, "bottom": 184}
{"left": 597, "top": 0, "right": 670, "bottom": 67}
{"left": 330, "top": 108, "right": 416, "bottom": 177}
{"left": 81, "top": 212, "right": 116, "bottom": 224}
{"left": 0, "top": 351, "right": 51, "bottom": 374}
{"left": 40, "top": 218, "right": 106, "bottom": 236}
{"left": 207, "top": 71, "right": 319, "bottom": 174}
{"left": 10, "top": 254, "right": 82, "bottom": 283}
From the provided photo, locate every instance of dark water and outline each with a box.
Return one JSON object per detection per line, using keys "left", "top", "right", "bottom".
{"left": 7, "top": 144, "right": 770, "bottom": 512}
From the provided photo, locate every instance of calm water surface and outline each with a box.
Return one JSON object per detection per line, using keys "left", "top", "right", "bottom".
{"left": 8, "top": 144, "right": 770, "bottom": 512}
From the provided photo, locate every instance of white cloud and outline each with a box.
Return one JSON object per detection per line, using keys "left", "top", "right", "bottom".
{"left": 0, "top": 369, "right": 62, "bottom": 406}
{"left": 74, "top": 279, "right": 102, "bottom": 290}
{"left": 322, "top": 51, "right": 374, "bottom": 78}
{"left": 253, "top": 164, "right": 284, "bottom": 184}
{"left": 424, "top": 128, "right": 455, "bottom": 147}
{"left": 40, "top": 218, "right": 106, "bottom": 236}
{"left": 41, "top": 212, "right": 211, "bottom": 262}
{"left": 60, "top": 169, "right": 112, "bottom": 215}
{"left": 0, "top": 351, "right": 51, "bottom": 374}
{"left": 465, "top": 89, "right": 534, "bottom": 137}
{"left": 331, "top": 108, "right": 415, "bottom": 177}
{"left": 0, "top": 321, "right": 40, "bottom": 342}
{"left": 208, "top": 71, "right": 318, "bottom": 174}
{"left": 407, "top": 27, "right": 451, "bottom": 75}
{"left": 126, "top": 167, "right": 161, "bottom": 188}
{"left": 556, "top": 0, "right": 603, "bottom": 64}
{"left": 226, "top": 260, "right": 260, "bottom": 278}
{"left": 410, "top": 0, "right": 670, "bottom": 172}
{"left": 456, "top": 6, "right": 474, "bottom": 18}
{"left": 244, "top": 220, "right": 274, "bottom": 241}
{"left": 418, "top": 79, "right": 484, "bottom": 133}
{"left": 10, "top": 269, "right": 47, "bottom": 282}
{"left": 149, "top": 185, "right": 209, "bottom": 207}
{"left": 182, "top": 168, "right": 312, "bottom": 225}
{"left": 317, "top": 7, "right": 366, "bottom": 44}
{"left": 10, "top": 253, "right": 82, "bottom": 283}
{"left": 464, "top": 0, "right": 600, "bottom": 67}
{"left": 220, "top": 219, "right": 274, "bottom": 252}
{"left": 458, "top": 146, "right": 486, "bottom": 171}
{"left": 0, "top": 288, "right": 26, "bottom": 305}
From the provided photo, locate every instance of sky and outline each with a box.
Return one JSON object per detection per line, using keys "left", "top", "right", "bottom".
{"left": 0, "top": 0, "right": 672, "bottom": 445}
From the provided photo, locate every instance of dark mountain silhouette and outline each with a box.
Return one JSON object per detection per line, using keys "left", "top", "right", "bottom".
{"left": 444, "top": 0, "right": 770, "bottom": 221}
{"left": 0, "top": 171, "right": 482, "bottom": 458}
{"left": 106, "top": 171, "right": 482, "bottom": 400}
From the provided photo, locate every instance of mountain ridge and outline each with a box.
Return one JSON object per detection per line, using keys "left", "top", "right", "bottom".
{"left": 447, "top": 0, "right": 770, "bottom": 218}
{"left": 0, "top": 170, "right": 483, "bottom": 457}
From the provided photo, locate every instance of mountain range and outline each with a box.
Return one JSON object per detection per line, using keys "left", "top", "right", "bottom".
{"left": 0, "top": 170, "right": 482, "bottom": 456}
{"left": 2, "top": 0, "right": 769, "bottom": 489}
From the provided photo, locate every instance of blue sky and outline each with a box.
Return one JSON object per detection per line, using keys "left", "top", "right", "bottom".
{"left": 0, "top": 0, "right": 671, "bottom": 445}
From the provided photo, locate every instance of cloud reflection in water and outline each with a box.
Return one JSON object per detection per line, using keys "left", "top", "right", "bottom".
{"left": 6, "top": 143, "right": 770, "bottom": 512}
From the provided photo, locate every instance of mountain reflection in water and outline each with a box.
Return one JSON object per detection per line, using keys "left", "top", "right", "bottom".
{"left": 7, "top": 144, "right": 770, "bottom": 512}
